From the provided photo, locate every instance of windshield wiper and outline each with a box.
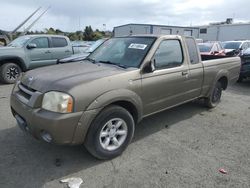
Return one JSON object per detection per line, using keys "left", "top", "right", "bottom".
{"left": 85, "top": 57, "right": 96, "bottom": 64}
{"left": 98, "top": 60, "right": 127, "bottom": 69}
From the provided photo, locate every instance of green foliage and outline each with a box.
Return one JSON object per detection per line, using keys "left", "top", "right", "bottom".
{"left": 84, "top": 26, "right": 94, "bottom": 41}
{"left": 25, "top": 25, "right": 110, "bottom": 41}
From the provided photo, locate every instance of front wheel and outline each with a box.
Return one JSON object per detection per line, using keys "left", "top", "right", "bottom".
{"left": 84, "top": 105, "right": 135, "bottom": 160}
{"left": 0, "top": 63, "right": 22, "bottom": 84}
{"left": 205, "top": 81, "right": 222, "bottom": 108}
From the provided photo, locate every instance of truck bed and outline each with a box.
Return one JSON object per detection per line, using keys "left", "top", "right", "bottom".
{"left": 201, "top": 57, "right": 241, "bottom": 96}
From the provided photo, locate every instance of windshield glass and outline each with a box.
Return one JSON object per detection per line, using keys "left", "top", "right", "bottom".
{"left": 198, "top": 43, "right": 213, "bottom": 52}
{"left": 86, "top": 39, "right": 106, "bottom": 53}
{"left": 8, "top": 36, "right": 31, "bottom": 47}
{"left": 88, "top": 37, "right": 156, "bottom": 68}
{"left": 222, "top": 42, "right": 241, "bottom": 50}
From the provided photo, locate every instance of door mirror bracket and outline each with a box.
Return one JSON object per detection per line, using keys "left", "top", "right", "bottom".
{"left": 143, "top": 59, "right": 156, "bottom": 73}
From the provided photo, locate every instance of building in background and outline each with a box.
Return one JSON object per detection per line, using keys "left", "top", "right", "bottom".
{"left": 113, "top": 23, "right": 199, "bottom": 38}
{"left": 199, "top": 19, "right": 250, "bottom": 41}
{"left": 114, "top": 19, "right": 250, "bottom": 42}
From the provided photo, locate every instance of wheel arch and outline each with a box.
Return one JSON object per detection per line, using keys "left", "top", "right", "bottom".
{"left": 0, "top": 56, "right": 27, "bottom": 71}
{"left": 218, "top": 76, "right": 228, "bottom": 90}
{"left": 86, "top": 89, "right": 143, "bottom": 123}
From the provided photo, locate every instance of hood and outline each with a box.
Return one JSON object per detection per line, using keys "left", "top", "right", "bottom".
{"left": 0, "top": 46, "right": 23, "bottom": 55}
{"left": 21, "top": 61, "right": 127, "bottom": 93}
{"left": 224, "top": 49, "right": 235, "bottom": 53}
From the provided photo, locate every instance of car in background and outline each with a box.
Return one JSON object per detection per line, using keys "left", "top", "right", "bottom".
{"left": 238, "top": 48, "right": 250, "bottom": 82}
{"left": 222, "top": 40, "right": 250, "bottom": 56}
{"left": 58, "top": 38, "right": 108, "bottom": 64}
{"left": 0, "top": 35, "right": 79, "bottom": 84}
{"left": 198, "top": 42, "right": 226, "bottom": 60}
{"left": 71, "top": 41, "right": 94, "bottom": 54}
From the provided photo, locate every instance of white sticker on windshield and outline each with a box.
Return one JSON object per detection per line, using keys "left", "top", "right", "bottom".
{"left": 128, "top": 43, "right": 148, "bottom": 50}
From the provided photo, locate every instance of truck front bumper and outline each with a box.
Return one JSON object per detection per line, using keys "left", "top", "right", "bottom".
{"left": 10, "top": 94, "right": 100, "bottom": 145}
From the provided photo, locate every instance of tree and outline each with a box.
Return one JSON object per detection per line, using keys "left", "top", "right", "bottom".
{"left": 45, "top": 28, "right": 56, "bottom": 34}
{"left": 84, "top": 26, "right": 94, "bottom": 41}
{"left": 93, "top": 30, "right": 104, "bottom": 40}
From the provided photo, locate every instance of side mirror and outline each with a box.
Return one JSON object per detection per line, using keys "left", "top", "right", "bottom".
{"left": 143, "top": 59, "right": 156, "bottom": 73}
{"left": 27, "top": 43, "right": 37, "bottom": 49}
{"left": 151, "top": 59, "right": 156, "bottom": 72}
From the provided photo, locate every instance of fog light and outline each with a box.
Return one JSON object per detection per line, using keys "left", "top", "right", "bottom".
{"left": 41, "top": 131, "right": 52, "bottom": 143}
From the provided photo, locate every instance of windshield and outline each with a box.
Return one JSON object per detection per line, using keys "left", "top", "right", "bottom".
{"left": 198, "top": 43, "right": 213, "bottom": 52}
{"left": 8, "top": 36, "right": 31, "bottom": 47}
{"left": 222, "top": 42, "right": 241, "bottom": 50}
{"left": 88, "top": 37, "right": 156, "bottom": 68}
{"left": 86, "top": 39, "right": 106, "bottom": 53}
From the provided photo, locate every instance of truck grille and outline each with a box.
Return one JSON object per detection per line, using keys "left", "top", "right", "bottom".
{"left": 13, "top": 81, "right": 42, "bottom": 108}
{"left": 17, "top": 83, "right": 36, "bottom": 100}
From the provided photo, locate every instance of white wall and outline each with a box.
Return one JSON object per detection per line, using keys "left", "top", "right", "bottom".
{"left": 114, "top": 25, "right": 151, "bottom": 37}
{"left": 199, "top": 24, "right": 250, "bottom": 41}
{"left": 114, "top": 24, "right": 199, "bottom": 38}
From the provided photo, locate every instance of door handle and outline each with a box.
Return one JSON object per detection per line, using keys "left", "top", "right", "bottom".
{"left": 65, "top": 50, "right": 71, "bottom": 53}
{"left": 45, "top": 50, "right": 51, "bottom": 54}
{"left": 182, "top": 71, "right": 188, "bottom": 76}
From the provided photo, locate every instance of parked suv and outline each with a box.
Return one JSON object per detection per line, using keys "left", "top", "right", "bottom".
{"left": 222, "top": 40, "right": 250, "bottom": 56}
{"left": 0, "top": 35, "right": 76, "bottom": 84}
{"left": 238, "top": 48, "right": 250, "bottom": 82}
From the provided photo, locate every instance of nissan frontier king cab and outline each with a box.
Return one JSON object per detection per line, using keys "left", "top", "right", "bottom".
{"left": 10, "top": 35, "right": 241, "bottom": 159}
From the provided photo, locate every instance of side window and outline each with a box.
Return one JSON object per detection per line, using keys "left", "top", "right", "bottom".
{"left": 154, "top": 40, "right": 183, "bottom": 69}
{"left": 30, "top": 37, "right": 49, "bottom": 48}
{"left": 248, "top": 42, "right": 250, "bottom": 48}
{"left": 185, "top": 37, "right": 200, "bottom": 64}
{"left": 51, "top": 37, "right": 68, "bottom": 48}
{"left": 242, "top": 42, "right": 248, "bottom": 50}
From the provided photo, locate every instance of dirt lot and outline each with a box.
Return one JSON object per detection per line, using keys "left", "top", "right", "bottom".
{"left": 0, "top": 81, "right": 250, "bottom": 188}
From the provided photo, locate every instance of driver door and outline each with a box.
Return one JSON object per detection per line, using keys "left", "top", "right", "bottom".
{"left": 26, "top": 37, "right": 53, "bottom": 69}
{"left": 141, "top": 39, "right": 191, "bottom": 115}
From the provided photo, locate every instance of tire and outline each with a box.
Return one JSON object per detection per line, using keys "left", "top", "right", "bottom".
{"left": 0, "top": 63, "right": 22, "bottom": 84}
{"left": 84, "top": 105, "right": 135, "bottom": 160}
{"left": 205, "top": 81, "right": 222, "bottom": 108}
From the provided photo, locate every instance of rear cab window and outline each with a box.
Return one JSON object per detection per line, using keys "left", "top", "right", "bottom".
{"left": 185, "top": 37, "right": 200, "bottom": 64}
{"left": 51, "top": 37, "right": 68, "bottom": 48}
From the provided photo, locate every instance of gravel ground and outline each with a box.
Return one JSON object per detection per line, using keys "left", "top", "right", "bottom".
{"left": 0, "top": 81, "right": 250, "bottom": 188}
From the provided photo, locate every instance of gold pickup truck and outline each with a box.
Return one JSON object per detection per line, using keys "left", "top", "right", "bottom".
{"left": 10, "top": 35, "right": 241, "bottom": 159}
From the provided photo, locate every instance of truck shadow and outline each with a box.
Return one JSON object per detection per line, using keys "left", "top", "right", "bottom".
{"left": 0, "top": 100, "right": 208, "bottom": 188}
{"left": 133, "top": 101, "right": 207, "bottom": 142}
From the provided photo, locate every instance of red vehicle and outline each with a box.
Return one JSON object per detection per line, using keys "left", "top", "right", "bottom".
{"left": 198, "top": 42, "right": 226, "bottom": 60}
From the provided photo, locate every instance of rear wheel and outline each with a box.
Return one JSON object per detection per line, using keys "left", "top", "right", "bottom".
{"left": 205, "top": 81, "right": 222, "bottom": 108}
{"left": 0, "top": 63, "right": 22, "bottom": 84}
{"left": 85, "top": 105, "right": 135, "bottom": 160}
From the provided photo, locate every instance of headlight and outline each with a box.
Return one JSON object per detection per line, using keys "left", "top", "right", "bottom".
{"left": 42, "top": 91, "right": 73, "bottom": 113}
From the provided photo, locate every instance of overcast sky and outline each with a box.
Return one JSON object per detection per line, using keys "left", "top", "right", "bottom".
{"left": 0, "top": 0, "right": 249, "bottom": 32}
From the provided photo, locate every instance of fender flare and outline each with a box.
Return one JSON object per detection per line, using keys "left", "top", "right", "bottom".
{"left": 0, "top": 56, "right": 27, "bottom": 71}
{"left": 206, "top": 69, "right": 229, "bottom": 97}
{"left": 86, "top": 89, "right": 143, "bottom": 122}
